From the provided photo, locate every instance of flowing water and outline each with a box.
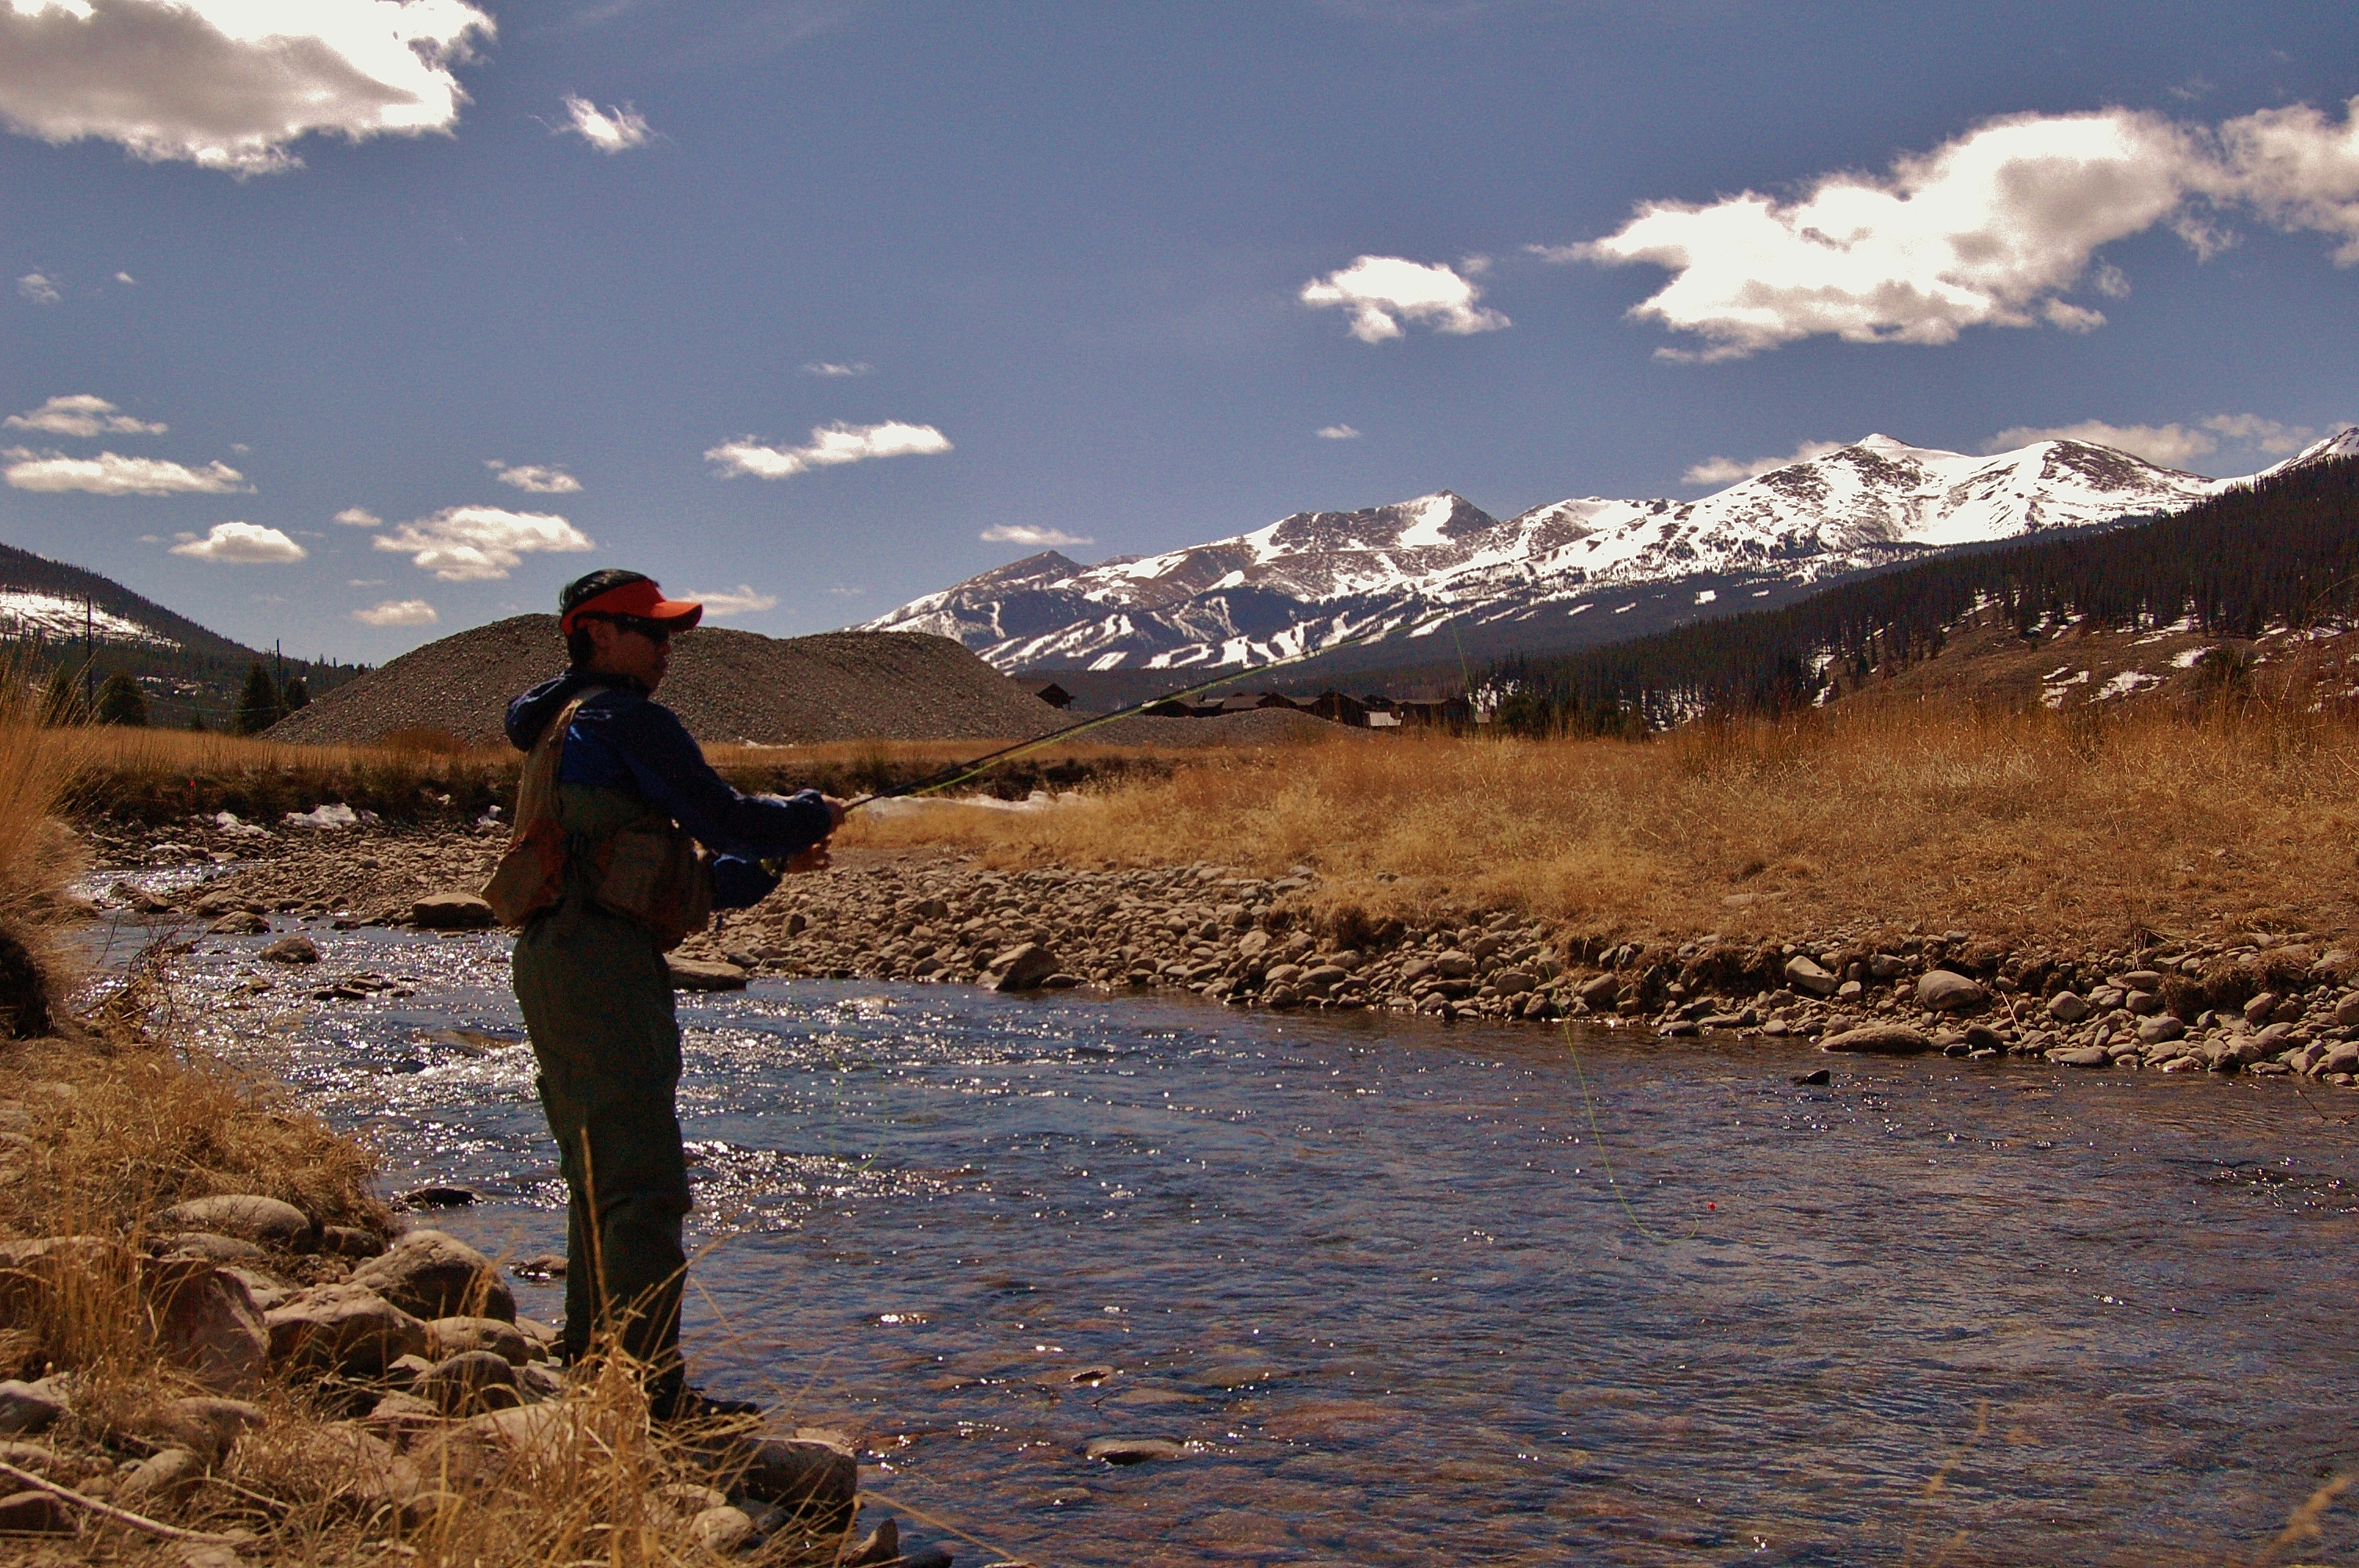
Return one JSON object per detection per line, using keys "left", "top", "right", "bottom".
{"left": 83, "top": 909, "right": 2359, "bottom": 1566}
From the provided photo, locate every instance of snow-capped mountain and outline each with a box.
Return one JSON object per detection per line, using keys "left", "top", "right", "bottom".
{"left": 865, "top": 430, "right": 2359, "bottom": 673}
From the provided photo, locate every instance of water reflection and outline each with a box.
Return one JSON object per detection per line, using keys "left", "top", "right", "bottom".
{"left": 100, "top": 914, "right": 2359, "bottom": 1566}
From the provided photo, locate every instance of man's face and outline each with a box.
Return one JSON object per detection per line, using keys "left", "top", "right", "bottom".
{"left": 584, "top": 615, "right": 676, "bottom": 689}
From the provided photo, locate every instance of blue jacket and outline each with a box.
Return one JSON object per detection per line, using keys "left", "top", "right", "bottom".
{"left": 505, "top": 671, "right": 834, "bottom": 909}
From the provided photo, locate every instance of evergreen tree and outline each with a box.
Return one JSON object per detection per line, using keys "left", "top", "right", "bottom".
{"left": 94, "top": 671, "right": 147, "bottom": 727}
{"left": 38, "top": 664, "right": 87, "bottom": 726}
{"left": 187, "top": 710, "right": 209, "bottom": 733}
{"left": 280, "top": 674, "right": 310, "bottom": 711}
{"left": 234, "top": 662, "right": 283, "bottom": 735}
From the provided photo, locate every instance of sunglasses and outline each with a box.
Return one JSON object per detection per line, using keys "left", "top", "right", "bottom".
{"left": 590, "top": 613, "right": 677, "bottom": 643}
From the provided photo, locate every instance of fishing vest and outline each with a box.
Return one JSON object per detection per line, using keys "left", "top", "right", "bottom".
{"left": 482, "top": 694, "right": 715, "bottom": 950}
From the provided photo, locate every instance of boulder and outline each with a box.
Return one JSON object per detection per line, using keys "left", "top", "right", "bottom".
{"left": 666, "top": 957, "right": 748, "bottom": 991}
{"left": 351, "top": 1230, "right": 515, "bottom": 1323}
{"left": 428, "top": 1316, "right": 531, "bottom": 1365}
{"left": 208, "top": 910, "right": 271, "bottom": 935}
{"left": 0, "top": 1236, "right": 135, "bottom": 1327}
{"left": 2335, "top": 993, "right": 2359, "bottom": 1028}
{"left": 2244, "top": 991, "right": 2284, "bottom": 1026}
{"left": 414, "top": 892, "right": 496, "bottom": 930}
{"left": 158, "top": 1195, "right": 317, "bottom": 1252}
{"left": 0, "top": 1490, "right": 71, "bottom": 1533}
{"left": 2050, "top": 1047, "right": 2114, "bottom": 1069}
{"left": 258, "top": 934, "right": 322, "bottom": 965}
{"left": 1783, "top": 956, "right": 1840, "bottom": 997}
{"left": 1084, "top": 1436, "right": 1185, "bottom": 1464}
{"left": 147, "top": 1258, "right": 269, "bottom": 1391}
{"left": 726, "top": 1433, "right": 860, "bottom": 1534}
{"left": 1819, "top": 1025, "right": 1932, "bottom": 1056}
{"left": 1916, "top": 971, "right": 1986, "bottom": 1014}
{"left": 2136, "top": 1014, "right": 2186, "bottom": 1045}
{"left": 414, "top": 1350, "right": 522, "bottom": 1415}
{"left": 987, "top": 942, "right": 1060, "bottom": 993}
{"left": 2046, "top": 991, "right": 2092, "bottom": 1024}
{"left": 1576, "top": 972, "right": 1621, "bottom": 1007}
{"left": 1434, "top": 951, "right": 1477, "bottom": 980}
{"left": 265, "top": 1283, "right": 429, "bottom": 1376}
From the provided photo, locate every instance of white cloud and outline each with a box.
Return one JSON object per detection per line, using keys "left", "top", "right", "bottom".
{"left": 559, "top": 93, "right": 650, "bottom": 153}
{"left": 353, "top": 597, "right": 437, "bottom": 626}
{"left": 5, "top": 394, "right": 165, "bottom": 437}
{"left": 1558, "top": 99, "right": 2359, "bottom": 359}
{"left": 1316, "top": 423, "right": 1362, "bottom": 441}
{"left": 1984, "top": 412, "right": 2319, "bottom": 470}
{"left": 113, "top": 270, "right": 134, "bottom": 285}
{"left": 1682, "top": 439, "right": 1848, "bottom": 487}
{"left": 373, "top": 505, "right": 594, "bottom": 581}
{"left": 16, "top": 271, "right": 59, "bottom": 303}
{"left": 485, "top": 459, "right": 582, "bottom": 494}
{"left": 0, "top": 0, "right": 495, "bottom": 175}
{"left": 3, "top": 447, "right": 246, "bottom": 495}
{"left": 346, "top": 577, "right": 385, "bottom": 586}
{"left": 802, "top": 361, "right": 872, "bottom": 377}
{"left": 332, "top": 506, "right": 381, "bottom": 526}
{"left": 980, "top": 524, "right": 1093, "bottom": 548}
{"left": 1299, "top": 255, "right": 1508, "bottom": 343}
{"left": 168, "top": 521, "right": 305, "bottom": 563}
{"left": 706, "top": 420, "right": 952, "bottom": 479}
{"left": 684, "top": 583, "right": 777, "bottom": 616}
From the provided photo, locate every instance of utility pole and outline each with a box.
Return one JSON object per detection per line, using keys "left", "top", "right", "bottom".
{"left": 84, "top": 596, "right": 93, "bottom": 713}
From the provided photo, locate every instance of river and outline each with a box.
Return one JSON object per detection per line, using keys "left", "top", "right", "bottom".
{"left": 89, "top": 911, "right": 2359, "bottom": 1566}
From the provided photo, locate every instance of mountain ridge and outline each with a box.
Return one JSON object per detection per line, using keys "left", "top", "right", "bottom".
{"left": 866, "top": 428, "right": 2359, "bottom": 675}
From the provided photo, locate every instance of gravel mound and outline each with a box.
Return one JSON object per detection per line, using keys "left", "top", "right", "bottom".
{"left": 267, "top": 616, "right": 1067, "bottom": 747}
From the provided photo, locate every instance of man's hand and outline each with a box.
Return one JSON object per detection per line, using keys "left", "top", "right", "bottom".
{"left": 781, "top": 795, "right": 850, "bottom": 875}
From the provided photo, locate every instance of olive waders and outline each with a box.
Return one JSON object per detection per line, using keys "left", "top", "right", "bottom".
{"left": 512, "top": 782, "right": 695, "bottom": 1377}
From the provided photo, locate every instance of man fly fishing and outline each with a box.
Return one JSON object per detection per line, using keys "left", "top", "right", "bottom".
{"left": 489, "top": 568, "right": 846, "bottom": 1420}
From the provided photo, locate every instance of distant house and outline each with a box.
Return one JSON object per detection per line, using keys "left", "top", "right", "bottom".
{"left": 1303, "top": 690, "right": 1370, "bottom": 726}
{"left": 1022, "top": 679, "right": 1074, "bottom": 709}
{"left": 1390, "top": 697, "right": 1474, "bottom": 728}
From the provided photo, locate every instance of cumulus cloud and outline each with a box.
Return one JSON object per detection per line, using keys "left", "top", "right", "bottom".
{"left": 559, "top": 93, "right": 650, "bottom": 153}
{"left": 801, "top": 361, "right": 872, "bottom": 377}
{"left": 1558, "top": 98, "right": 2359, "bottom": 358}
{"left": 1316, "top": 424, "right": 1362, "bottom": 440}
{"left": 684, "top": 584, "right": 777, "bottom": 616}
{"left": 333, "top": 506, "right": 381, "bottom": 526}
{"left": 1984, "top": 412, "right": 2318, "bottom": 470}
{"left": 3, "top": 447, "right": 246, "bottom": 495}
{"left": 114, "top": 270, "right": 134, "bottom": 285}
{"left": 485, "top": 459, "right": 582, "bottom": 494}
{"left": 373, "top": 506, "right": 594, "bottom": 581}
{"left": 1299, "top": 255, "right": 1508, "bottom": 343}
{"left": 0, "top": 0, "right": 495, "bottom": 175}
{"left": 706, "top": 421, "right": 953, "bottom": 480}
{"left": 5, "top": 394, "right": 165, "bottom": 437}
{"left": 16, "top": 271, "right": 58, "bottom": 303}
{"left": 980, "top": 524, "right": 1092, "bottom": 548}
{"left": 168, "top": 521, "right": 305, "bottom": 563}
{"left": 352, "top": 597, "right": 437, "bottom": 626}
{"left": 1681, "top": 439, "right": 1848, "bottom": 487}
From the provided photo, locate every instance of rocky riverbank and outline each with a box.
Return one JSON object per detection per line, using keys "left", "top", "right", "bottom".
{"left": 85, "top": 816, "right": 2359, "bottom": 1088}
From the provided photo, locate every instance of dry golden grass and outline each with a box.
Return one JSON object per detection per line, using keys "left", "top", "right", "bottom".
{"left": 842, "top": 695, "right": 2359, "bottom": 949}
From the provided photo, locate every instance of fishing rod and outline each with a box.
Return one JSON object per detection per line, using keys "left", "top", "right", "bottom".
{"left": 844, "top": 626, "right": 1384, "bottom": 811}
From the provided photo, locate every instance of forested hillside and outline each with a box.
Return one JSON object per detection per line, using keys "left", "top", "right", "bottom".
{"left": 1493, "top": 456, "right": 2359, "bottom": 731}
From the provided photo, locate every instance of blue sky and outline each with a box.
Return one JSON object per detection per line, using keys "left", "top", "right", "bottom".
{"left": 2, "top": 0, "right": 2354, "bottom": 660}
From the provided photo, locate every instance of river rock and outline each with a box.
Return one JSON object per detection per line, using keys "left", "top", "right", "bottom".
{"left": 296, "top": 1423, "right": 422, "bottom": 1514}
{"left": 2335, "top": 993, "right": 2359, "bottom": 1028}
{"left": 1819, "top": 1025, "right": 1932, "bottom": 1056}
{"left": 2050, "top": 1046, "right": 2114, "bottom": 1069}
{"left": 266, "top": 1283, "right": 429, "bottom": 1376}
{"left": 667, "top": 956, "right": 748, "bottom": 990}
{"left": 2136, "top": 1014, "right": 2186, "bottom": 1044}
{"left": 1576, "top": 973, "right": 1620, "bottom": 1007}
{"left": 117, "top": 1446, "right": 204, "bottom": 1508}
{"left": 1916, "top": 971, "right": 1986, "bottom": 1013}
{"left": 159, "top": 1396, "right": 264, "bottom": 1461}
{"left": 691, "top": 1505, "right": 756, "bottom": 1553}
{"left": 729, "top": 1433, "right": 860, "bottom": 1532}
{"left": 159, "top": 1195, "right": 317, "bottom": 1252}
{"left": 1783, "top": 955, "right": 1839, "bottom": 996}
{"left": 415, "top": 1350, "right": 522, "bottom": 1415}
{"left": 258, "top": 934, "right": 322, "bottom": 965}
{"left": 987, "top": 943, "right": 1060, "bottom": 993}
{"left": 147, "top": 1258, "right": 269, "bottom": 1391}
{"left": 1492, "top": 967, "right": 1537, "bottom": 996}
{"left": 413, "top": 891, "right": 496, "bottom": 930}
{"left": 0, "top": 1379, "right": 68, "bottom": 1436}
{"left": 1435, "top": 950, "right": 1476, "bottom": 980}
{"left": 428, "top": 1316, "right": 531, "bottom": 1365}
{"left": 1085, "top": 1436, "right": 1185, "bottom": 1465}
{"left": 209, "top": 910, "right": 271, "bottom": 935}
{"left": 156, "top": 1231, "right": 271, "bottom": 1265}
{"left": 2244, "top": 991, "right": 2283, "bottom": 1026}
{"left": 351, "top": 1230, "right": 514, "bottom": 1323}
{"left": 0, "top": 1490, "right": 71, "bottom": 1533}
{"left": 2047, "top": 991, "right": 2092, "bottom": 1023}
